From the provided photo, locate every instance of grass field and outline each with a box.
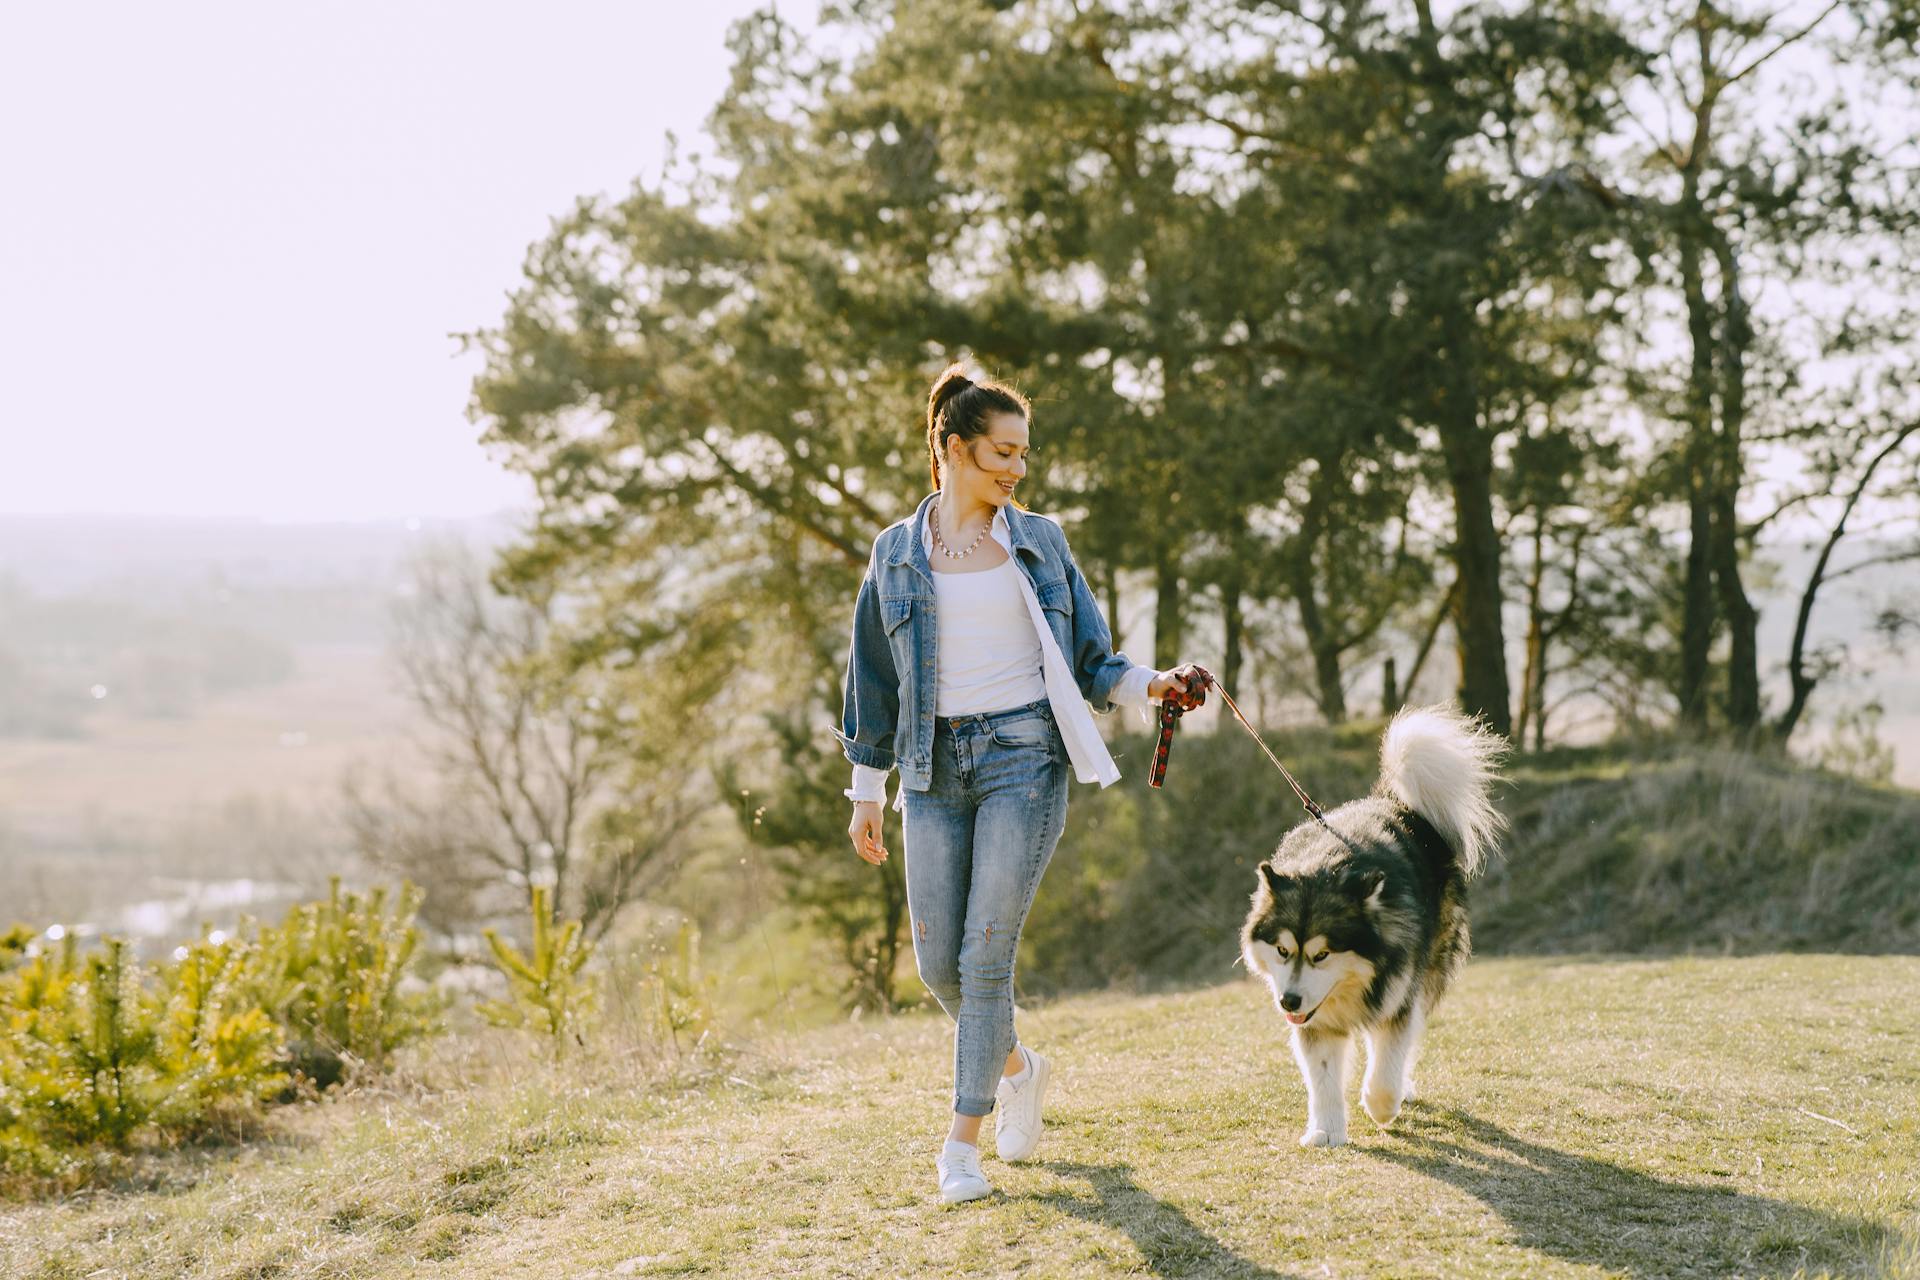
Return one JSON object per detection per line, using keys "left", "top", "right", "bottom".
{"left": 4, "top": 954, "right": 1915, "bottom": 1279}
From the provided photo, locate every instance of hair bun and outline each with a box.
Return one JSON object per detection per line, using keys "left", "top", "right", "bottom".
{"left": 932, "top": 366, "right": 972, "bottom": 395}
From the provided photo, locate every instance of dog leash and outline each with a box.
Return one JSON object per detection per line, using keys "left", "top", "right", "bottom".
{"left": 1150, "top": 665, "right": 1331, "bottom": 829}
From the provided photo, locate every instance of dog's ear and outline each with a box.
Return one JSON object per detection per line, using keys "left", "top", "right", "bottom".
{"left": 1344, "top": 866, "right": 1386, "bottom": 906}
{"left": 1258, "top": 861, "right": 1290, "bottom": 898}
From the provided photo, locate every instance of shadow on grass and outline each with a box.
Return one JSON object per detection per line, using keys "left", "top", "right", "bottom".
{"left": 1361, "top": 1105, "right": 1896, "bottom": 1279}
{"left": 1034, "top": 1160, "right": 1301, "bottom": 1280}
{"left": 4, "top": 1125, "right": 324, "bottom": 1204}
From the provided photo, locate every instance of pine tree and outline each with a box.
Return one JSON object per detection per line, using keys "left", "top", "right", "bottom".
{"left": 478, "top": 885, "right": 596, "bottom": 1048}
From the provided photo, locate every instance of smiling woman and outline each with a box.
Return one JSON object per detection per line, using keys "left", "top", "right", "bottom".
{"left": 835, "top": 358, "right": 1209, "bottom": 1204}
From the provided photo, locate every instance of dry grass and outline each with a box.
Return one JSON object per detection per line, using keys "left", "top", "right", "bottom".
{"left": 4, "top": 954, "right": 1916, "bottom": 1279}
{"left": 1479, "top": 744, "right": 1920, "bottom": 953}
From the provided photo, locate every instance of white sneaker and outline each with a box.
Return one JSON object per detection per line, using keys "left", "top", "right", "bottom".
{"left": 994, "top": 1046, "right": 1050, "bottom": 1162}
{"left": 936, "top": 1140, "right": 990, "bottom": 1204}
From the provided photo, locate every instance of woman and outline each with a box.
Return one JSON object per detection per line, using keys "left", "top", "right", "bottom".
{"left": 836, "top": 363, "right": 1203, "bottom": 1204}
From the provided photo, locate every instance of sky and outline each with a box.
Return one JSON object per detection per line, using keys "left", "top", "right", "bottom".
{"left": 0, "top": 2, "right": 816, "bottom": 522}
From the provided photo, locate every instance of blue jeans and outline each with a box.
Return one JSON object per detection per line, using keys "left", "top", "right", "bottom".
{"left": 903, "top": 698, "right": 1070, "bottom": 1117}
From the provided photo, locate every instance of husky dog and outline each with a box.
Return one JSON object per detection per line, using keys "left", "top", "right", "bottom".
{"left": 1240, "top": 705, "right": 1505, "bottom": 1147}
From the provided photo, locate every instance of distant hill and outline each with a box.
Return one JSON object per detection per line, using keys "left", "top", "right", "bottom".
{"left": 0, "top": 513, "right": 523, "bottom": 936}
{"left": 0, "top": 512, "right": 523, "bottom": 643}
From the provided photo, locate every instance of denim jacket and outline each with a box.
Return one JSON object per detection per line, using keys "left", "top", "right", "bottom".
{"left": 835, "top": 492, "right": 1139, "bottom": 795}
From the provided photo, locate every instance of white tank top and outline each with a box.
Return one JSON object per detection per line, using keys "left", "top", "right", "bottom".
{"left": 931, "top": 560, "right": 1048, "bottom": 716}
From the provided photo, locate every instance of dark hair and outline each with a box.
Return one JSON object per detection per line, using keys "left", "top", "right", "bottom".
{"left": 925, "top": 362, "right": 1031, "bottom": 492}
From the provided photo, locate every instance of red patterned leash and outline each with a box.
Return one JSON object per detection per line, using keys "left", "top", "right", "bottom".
{"left": 1148, "top": 666, "right": 1330, "bottom": 828}
{"left": 1147, "top": 666, "right": 1210, "bottom": 789}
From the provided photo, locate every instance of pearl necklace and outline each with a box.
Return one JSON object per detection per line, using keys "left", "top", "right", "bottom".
{"left": 931, "top": 499, "right": 993, "bottom": 560}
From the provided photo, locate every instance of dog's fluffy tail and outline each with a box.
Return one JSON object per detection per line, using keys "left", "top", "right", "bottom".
{"left": 1379, "top": 704, "right": 1506, "bottom": 877}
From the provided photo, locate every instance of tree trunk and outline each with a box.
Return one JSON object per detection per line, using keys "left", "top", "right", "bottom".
{"left": 1153, "top": 551, "right": 1184, "bottom": 668}
{"left": 1287, "top": 559, "right": 1348, "bottom": 724}
{"left": 872, "top": 856, "right": 907, "bottom": 1013}
{"left": 1285, "top": 462, "right": 1348, "bottom": 724}
{"left": 1678, "top": 231, "right": 1718, "bottom": 731}
{"left": 1310, "top": 625, "right": 1348, "bottom": 724}
{"left": 1709, "top": 470, "right": 1759, "bottom": 733}
{"left": 1534, "top": 526, "right": 1586, "bottom": 753}
{"left": 1221, "top": 574, "right": 1245, "bottom": 697}
{"left": 1675, "top": 51, "right": 1722, "bottom": 731}
{"left": 1531, "top": 652, "right": 1549, "bottom": 752}
{"left": 1515, "top": 512, "right": 1546, "bottom": 751}
{"left": 1401, "top": 578, "right": 1457, "bottom": 707}
{"left": 1104, "top": 562, "right": 1121, "bottom": 647}
{"left": 1775, "top": 423, "right": 1920, "bottom": 741}
{"left": 1436, "top": 358, "right": 1512, "bottom": 738}
{"left": 1710, "top": 233, "right": 1759, "bottom": 732}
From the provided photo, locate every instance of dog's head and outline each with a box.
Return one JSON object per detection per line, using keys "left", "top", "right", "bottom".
{"left": 1240, "top": 853, "right": 1387, "bottom": 1030}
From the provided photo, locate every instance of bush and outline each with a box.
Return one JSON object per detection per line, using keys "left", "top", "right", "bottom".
{"left": 0, "top": 933, "right": 286, "bottom": 1180}
{"left": 241, "top": 878, "right": 439, "bottom": 1084}
{"left": 1, "top": 878, "right": 444, "bottom": 1190}
{"left": 479, "top": 886, "right": 596, "bottom": 1049}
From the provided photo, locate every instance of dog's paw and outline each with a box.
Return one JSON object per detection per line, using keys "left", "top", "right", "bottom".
{"left": 1363, "top": 1086, "right": 1402, "bottom": 1126}
{"left": 1298, "top": 1127, "right": 1346, "bottom": 1148}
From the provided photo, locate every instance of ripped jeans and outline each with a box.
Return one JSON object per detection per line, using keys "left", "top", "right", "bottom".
{"left": 903, "top": 698, "right": 1071, "bottom": 1117}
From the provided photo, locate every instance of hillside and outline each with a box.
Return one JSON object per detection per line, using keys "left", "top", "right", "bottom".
{"left": 4, "top": 955, "right": 1914, "bottom": 1278}
{"left": 1480, "top": 742, "right": 1920, "bottom": 953}
{"left": 1006, "top": 727, "right": 1920, "bottom": 996}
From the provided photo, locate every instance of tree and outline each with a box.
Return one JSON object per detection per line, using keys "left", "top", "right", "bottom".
{"left": 344, "top": 542, "right": 704, "bottom": 942}
{"left": 1190, "top": 0, "right": 1644, "bottom": 738}
{"left": 478, "top": 885, "right": 597, "bottom": 1048}
{"left": 1609, "top": 0, "right": 1920, "bottom": 736}
{"left": 1774, "top": 421, "right": 1920, "bottom": 741}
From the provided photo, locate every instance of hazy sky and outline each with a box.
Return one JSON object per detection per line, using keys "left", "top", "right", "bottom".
{"left": 1, "top": 2, "right": 815, "bottom": 522}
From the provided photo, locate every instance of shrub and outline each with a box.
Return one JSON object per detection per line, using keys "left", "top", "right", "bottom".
{"left": 478, "top": 886, "right": 596, "bottom": 1048}
{"left": 155, "top": 934, "right": 288, "bottom": 1124}
{"left": 0, "top": 925, "right": 33, "bottom": 974}
{"left": 0, "top": 933, "right": 286, "bottom": 1178}
{"left": 241, "top": 878, "right": 439, "bottom": 1083}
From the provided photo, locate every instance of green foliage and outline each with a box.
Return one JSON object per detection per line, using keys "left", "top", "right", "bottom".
{"left": 0, "top": 924, "right": 32, "bottom": 974}
{"left": 0, "top": 933, "right": 286, "bottom": 1179}
{"left": 0, "top": 880, "right": 448, "bottom": 1187}
{"left": 241, "top": 878, "right": 438, "bottom": 1081}
{"left": 724, "top": 713, "right": 911, "bottom": 1014}
{"left": 478, "top": 886, "right": 596, "bottom": 1047}
{"left": 156, "top": 935, "right": 289, "bottom": 1121}
{"left": 453, "top": 1, "right": 1920, "bottom": 1026}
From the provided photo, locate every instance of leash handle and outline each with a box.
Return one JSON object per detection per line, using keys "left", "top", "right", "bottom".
{"left": 1148, "top": 701, "right": 1182, "bottom": 787}
{"left": 1148, "top": 665, "right": 1213, "bottom": 789}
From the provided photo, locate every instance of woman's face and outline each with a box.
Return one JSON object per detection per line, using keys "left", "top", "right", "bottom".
{"left": 946, "top": 411, "right": 1031, "bottom": 508}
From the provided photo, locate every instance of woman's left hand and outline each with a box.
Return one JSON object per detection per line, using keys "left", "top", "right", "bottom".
{"left": 1147, "top": 663, "right": 1209, "bottom": 704}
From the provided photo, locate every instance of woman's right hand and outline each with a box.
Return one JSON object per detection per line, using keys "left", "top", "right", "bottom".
{"left": 848, "top": 801, "right": 889, "bottom": 865}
